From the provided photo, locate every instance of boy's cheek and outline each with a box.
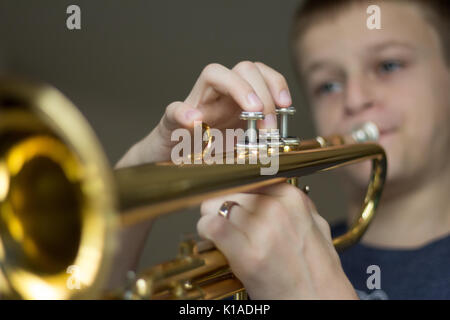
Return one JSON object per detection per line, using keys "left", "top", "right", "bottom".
{"left": 314, "top": 104, "right": 343, "bottom": 136}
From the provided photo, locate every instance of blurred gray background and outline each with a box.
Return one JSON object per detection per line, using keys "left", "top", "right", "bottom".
{"left": 0, "top": 0, "right": 349, "bottom": 272}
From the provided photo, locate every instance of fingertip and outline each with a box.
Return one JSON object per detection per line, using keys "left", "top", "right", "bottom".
{"left": 278, "top": 89, "right": 292, "bottom": 108}
{"left": 185, "top": 108, "right": 203, "bottom": 121}
{"left": 179, "top": 107, "right": 203, "bottom": 127}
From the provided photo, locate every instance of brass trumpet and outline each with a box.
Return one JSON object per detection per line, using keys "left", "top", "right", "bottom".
{"left": 0, "top": 78, "right": 386, "bottom": 300}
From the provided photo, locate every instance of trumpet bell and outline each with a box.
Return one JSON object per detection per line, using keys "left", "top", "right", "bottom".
{"left": 0, "top": 78, "right": 118, "bottom": 299}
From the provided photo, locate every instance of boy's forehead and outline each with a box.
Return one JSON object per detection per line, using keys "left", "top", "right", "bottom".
{"left": 296, "top": 1, "right": 439, "bottom": 71}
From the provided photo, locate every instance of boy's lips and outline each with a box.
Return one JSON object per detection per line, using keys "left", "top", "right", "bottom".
{"left": 379, "top": 127, "right": 398, "bottom": 135}
{"left": 377, "top": 126, "right": 400, "bottom": 145}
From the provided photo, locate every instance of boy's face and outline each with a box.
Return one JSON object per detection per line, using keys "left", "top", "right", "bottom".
{"left": 295, "top": 1, "right": 450, "bottom": 187}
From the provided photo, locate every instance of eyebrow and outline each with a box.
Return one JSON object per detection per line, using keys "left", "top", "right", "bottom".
{"left": 303, "top": 40, "right": 416, "bottom": 77}
{"left": 367, "top": 40, "right": 416, "bottom": 52}
{"left": 303, "top": 61, "right": 340, "bottom": 78}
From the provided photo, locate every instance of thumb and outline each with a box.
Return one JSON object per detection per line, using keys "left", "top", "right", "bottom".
{"left": 158, "top": 101, "right": 203, "bottom": 138}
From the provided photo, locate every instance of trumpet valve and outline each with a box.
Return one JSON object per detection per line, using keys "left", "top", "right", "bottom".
{"left": 239, "top": 111, "right": 265, "bottom": 145}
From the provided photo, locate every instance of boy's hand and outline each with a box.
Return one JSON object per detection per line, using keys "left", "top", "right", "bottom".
{"left": 116, "top": 61, "right": 292, "bottom": 168}
{"left": 198, "top": 183, "right": 358, "bottom": 300}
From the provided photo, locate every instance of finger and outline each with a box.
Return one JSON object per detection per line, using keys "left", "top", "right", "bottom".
{"left": 201, "top": 193, "right": 296, "bottom": 251}
{"left": 303, "top": 197, "right": 333, "bottom": 243}
{"left": 200, "top": 193, "right": 260, "bottom": 217}
{"left": 252, "top": 183, "right": 315, "bottom": 224}
{"left": 197, "top": 212, "right": 250, "bottom": 258}
{"left": 232, "top": 61, "right": 277, "bottom": 129}
{"left": 185, "top": 63, "right": 264, "bottom": 112}
{"left": 311, "top": 213, "right": 333, "bottom": 243}
{"left": 200, "top": 193, "right": 262, "bottom": 234}
{"left": 264, "top": 184, "right": 332, "bottom": 243}
{"left": 254, "top": 62, "right": 292, "bottom": 108}
{"left": 247, "top": 182, "right": 303, "bottom": 200}
{"left": 158, "top": 101, "right": 203, "bottom": 138}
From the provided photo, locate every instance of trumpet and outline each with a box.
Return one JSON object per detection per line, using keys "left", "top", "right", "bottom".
{"left": 0, "top": 78, "right": 386, "bottom": 300}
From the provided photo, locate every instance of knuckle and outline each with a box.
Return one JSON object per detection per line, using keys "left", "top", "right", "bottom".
{"left": 315, "top": 214, "right": 331, "bottom": 235}
{"left": 280, "top": 184, "right": 303, "bottom": 199}
{"left": 199, "top": 200, "right": 214, "bottom": 216}
{"left": 254, "top": 61, "right": 287, "bottom": 86}
{"left": 253, "top": 61, "right": 266, "bottom": 67}
{"left": 201, "top": 63, "right": 223, "bottom": 78}
{"left": 159, "top": 101, "right": 184, "bottom": 132}
{"left": 165, "top": 101, "right": 182, "bottom": 115}
{"left": 258, "top": 198, "right": 293, "bottom": 227}
{"left": 233, "top": 60, "right": 256, "bottom": 73}
{"left": 259, "top": 197, "right": 284, "bottom": 214}
{"left": 163, "top": 101, "right": 185, "bottom": 123}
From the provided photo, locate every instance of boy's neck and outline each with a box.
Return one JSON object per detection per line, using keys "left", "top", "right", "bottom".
{"left": 347, "top": 165, "right": 450, "bottom": 249}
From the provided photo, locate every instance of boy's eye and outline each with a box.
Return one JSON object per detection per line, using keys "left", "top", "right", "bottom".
{"left": 378, "top": 60, "right": 403, "bottom": 74}
{"left": 315, "top": 81, "right": 342, "bottom": 96}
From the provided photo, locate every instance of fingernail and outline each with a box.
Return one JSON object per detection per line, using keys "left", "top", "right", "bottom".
{"left": 247, "top": 92, "right": 263, "bottom": 110}
{"left": 279, "top": 90, "right": 292, "bottom": 106}
{"left": 185, "top": 108, "right": 202, "bottom": 121}
{"left": 263, "top": 113, "right": 277, "bottom": 129}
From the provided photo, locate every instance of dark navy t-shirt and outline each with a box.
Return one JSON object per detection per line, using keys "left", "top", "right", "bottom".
{"left": 332, "top": 222, "right": 450, "bottom": 300}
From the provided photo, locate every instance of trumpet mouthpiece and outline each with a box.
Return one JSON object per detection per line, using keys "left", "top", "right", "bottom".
{"left": 351, "top": 121, "right": 379, "bottom": 143}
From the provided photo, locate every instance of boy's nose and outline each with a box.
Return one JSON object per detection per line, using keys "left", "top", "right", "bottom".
{"left": 344, "top": 75, "right": 375, "bottom": 115}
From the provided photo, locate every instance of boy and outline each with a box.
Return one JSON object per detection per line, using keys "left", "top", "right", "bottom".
{"left": 117, "top": 0, "right": 449, "bottom": 299}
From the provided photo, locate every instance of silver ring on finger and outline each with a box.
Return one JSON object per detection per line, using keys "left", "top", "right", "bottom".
{"left": 218, "top": 201, "right": 240, "bottom": 220}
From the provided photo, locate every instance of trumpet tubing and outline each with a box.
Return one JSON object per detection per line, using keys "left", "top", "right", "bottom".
{"left": 0, "top": 78, "right": 387, "bottom": 300}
